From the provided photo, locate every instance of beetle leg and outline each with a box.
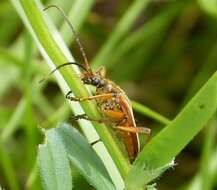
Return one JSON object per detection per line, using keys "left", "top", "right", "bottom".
{"left": 115, "top": 116, "right": 127, "bottom": 126}
{"left": 70, "top": 114, "right": 110, "bottom": 124}
{"left": 101, "top": 109, "right": 125, "bottom": 120}
{"left": 113, "top": 126, "right": 151, "bottom": 135}
{"left": 66, "top": 91, "right": 115, "bottom": 102}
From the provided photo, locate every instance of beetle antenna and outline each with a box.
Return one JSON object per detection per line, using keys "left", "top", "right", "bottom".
{"left": 39, "top": 62, "right": 88, "bottom": 83}
{"left": 43, "top": 5, "right": 92, "bottom": 73}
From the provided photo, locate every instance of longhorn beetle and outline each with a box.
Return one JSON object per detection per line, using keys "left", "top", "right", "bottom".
{"left": 42, "top": 5, "right": 151, "bottom": 161}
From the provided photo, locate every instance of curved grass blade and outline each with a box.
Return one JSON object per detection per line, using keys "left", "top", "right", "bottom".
{"left": 60, "top": 0, "right": 96, "bottom": 45}
{"left": 0, "top": 143, "right": 20, "bottom": 190}
{"left": 125, "top": 71, "right": 217, "bottom": 189}
{"left": 92, "top": 0, "right": 151, "bottom": 69}
{"left": 38, "top": 127, "right": 72, "bottom": 190}
{"left": 11, "top": 0, "right": 129, "bottom": 183}
{"left": 108, "top": 2, "right": 183, "bottom": 69}
{"left": 132, "top": 101, "right": 170, "bottom": 125}
{"left": 55, "top": 123, "right": 116, "bottom": 190}
{"left": 198, "top": 0, "right": 217, "bottom": 18}
{"left": 184, "top": 146, "right": 217, "bottom": 190}
{"left": 199, "top": 118, "right": 216, "bottom": 190}
{"left": 183, "top": 118, "right": 217, "bottom": 190}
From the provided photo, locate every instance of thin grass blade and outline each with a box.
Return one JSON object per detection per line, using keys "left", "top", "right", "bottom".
{"left": 125, "top": 71, "right": 217, "bottom": 189}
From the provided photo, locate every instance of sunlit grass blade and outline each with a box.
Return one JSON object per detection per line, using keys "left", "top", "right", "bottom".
{"left": 60, "top": 0, "right": 96, "bottom": 44}
{"left": 183, "top": 118, "right": 217, "bottom": 190}
{"left": 199, "top": 118, "right": 216, "bottom": 190}
{"left": 0, "top": 143, "right": 20, "bottom": 190}
{"left": 0, "top": 64, "right": 19, "bottom": 97}
{"left": 182, "top": 147, "right": 217, "bottom": 190}
{"left": 132, "top": 101, "right": 170, "bottom": 125}
{"left": 11, "top": 0, "right": 129, "bottom": 183}
{"left": 125, "top": 71, "right": 217, "bottom": 189}
{"left": 26, "top": 162, "right": 41, "bottom": 190}
{"left": 0, "top": 47, "right": 22, "bottom": 66}
{"left": 23, "top": 31, "right": 37, "bottom": 169}
{"left": 42, "top": 102, "right": 70, "bottom": 128}
{"left": 108, "top": 2, "right": 183, "bottom": 69}
{"left": 92, "top": 0, "right": 151, "bottom": 69}
{"left": 198, "top": 0, "right": 217, "bottom": 17}
{"left": 38, "top": 127, "right": 72, "bottom": 190}
{"left": 55, "top": 123, "right": 116, "bottom": 190}
{"left": 184, "top": 42, "right": 217, "bottom": 103}
{"left": 1, "top": 98, "right": 26, "bottom": 143}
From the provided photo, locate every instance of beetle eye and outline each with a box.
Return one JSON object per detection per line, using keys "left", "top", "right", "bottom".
{"left": 93, "top": 78, "right": 99, "bottom": 85}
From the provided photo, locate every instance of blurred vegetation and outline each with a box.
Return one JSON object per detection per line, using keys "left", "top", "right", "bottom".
{"left": 0, "top": 0, "right": 217, "bottom": 189}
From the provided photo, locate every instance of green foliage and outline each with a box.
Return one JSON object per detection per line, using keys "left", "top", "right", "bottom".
{"left": 38, "top": 123, "right": 116, "bottom": 190}
{"left": 126, "top": 71, "right": 217, "bottom": 188}
{"left": 55, "top": 123, "right": 115, "bottom": 189}
{"left": 198, "top": 0, "right": 217, "bottom": 17}
{"left": 132, "top": 101, "right": 170, "bottom": 125}
{"left": 38, "top": 127, "right": 72, "bottom": 190}
{"left": 0, "top": 0, "right": 217, "bottom": 189}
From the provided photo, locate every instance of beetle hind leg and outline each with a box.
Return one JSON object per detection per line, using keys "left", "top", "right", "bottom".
{"left": 112, "top": 126, "right": 151, "bottom": 135}
{"left": 70, "top": 114, "right": 110, "bottom": 124}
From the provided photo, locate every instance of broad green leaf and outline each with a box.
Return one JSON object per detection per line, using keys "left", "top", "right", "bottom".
{"left": 125, "top": 71, "right": 217, "bottom": 189}
{"left": 56, "top": 123, "right": 116, "bottom": 190}
{"left": 38, "top": 128, "right": 72, "bottom": 190}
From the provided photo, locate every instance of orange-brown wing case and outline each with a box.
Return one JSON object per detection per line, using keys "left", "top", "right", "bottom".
{"left": 119, "top": 95, "right": 140, "bottom": 161}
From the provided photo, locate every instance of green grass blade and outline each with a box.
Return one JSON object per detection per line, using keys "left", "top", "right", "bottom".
{"left": 38, "top": 127, "right": 72, "bottom": 190}
{"left": 200, "top": 118, "right": 216, "bottom": 190}
{"left": 60, "top": 0, "right": 96, "bottom": 44}
{"left": 0, "top": 143, "right": 20, "bottom": 190}
{"left": 26, "top": 162, "right": 41, "bottom": 190}
{"left": 11, "top": 0, "right": 128, "bottom": 185}
{"left": 55, "top": 123, "right": 116, "bottom": 190}
{"left": 0, "top": 64, "right": 19, "bottom": 97}
{"left": 184, "top": 118, "right": 217, "bottom": 190}
{"left": 184, "top": 42, "right": 217, "bottom": 103}
{"left": 92, "top": 0, "right": 151, "bottom": 69}
{"left": 1, "top": 98, "right": 26, "bottom": 143}
{"left": 108, "top": 2, "right": 183, "bottom": 69}
{"left": 132, "top": 101, "right": 170, "bottom": 125}
{"left": 125, "top": 71, "right": 217, "bottom": 189}
{"left": 183, "top": 146, "right": 217, "bottom": 190}
{"left": 23, "top": 31, "right": 37, "bottom": 169}
{"left": 0, "top": 47, "right": 22, "bottom": 66}
{"left": 42, "top": 102, "right": 71, "bottom": 129}
{"left": 198, "top": 0, "right": 217, "bottom": 18}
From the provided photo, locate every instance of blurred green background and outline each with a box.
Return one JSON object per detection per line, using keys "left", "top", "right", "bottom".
{"left": 0, "top": 0, "right": 217, "bottom": 189}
